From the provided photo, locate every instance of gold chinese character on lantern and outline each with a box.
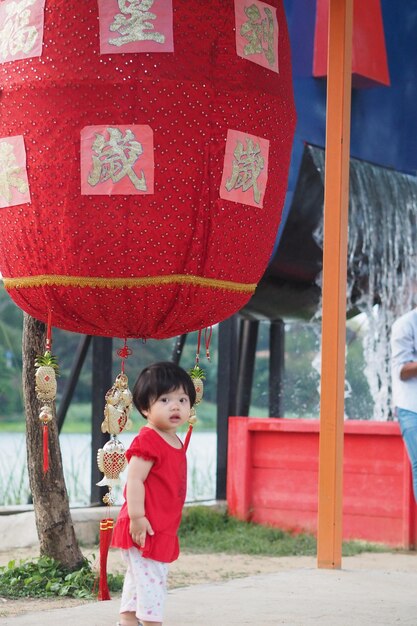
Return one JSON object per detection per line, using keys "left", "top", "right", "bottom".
{"left": 220, "top": 129, "right": 270, "bottom": 208}
{"left": 225, "top": 137, "right": 265, "bottom": 205}
{"left": 0, "top": 136, "right": 30, "bottom": 208}
{"left": 81, "top": 125, "right": 155, "bottom": 196}
{"left": 109, "top": 0, "right": 165, "bottom": 47}
{"left": 0, "top": 0, "right": 45, "bottom": 63}
{"left": 88, "top": 127, "right": 147, "bottom": 191}
{"left": 234, "top": 0, "right": 279, "bottom": 73}
{"left": 241, "top": 4, "right": 275, "bottom": 67}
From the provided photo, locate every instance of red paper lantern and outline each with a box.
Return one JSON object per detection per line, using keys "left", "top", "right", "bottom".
{"left": 0, "top": 0, "right": 295, "bottom": 339}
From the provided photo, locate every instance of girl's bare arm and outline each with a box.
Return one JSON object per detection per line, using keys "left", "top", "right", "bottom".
{"left": 126, "top": 455, "right": 154, "bottom": 547}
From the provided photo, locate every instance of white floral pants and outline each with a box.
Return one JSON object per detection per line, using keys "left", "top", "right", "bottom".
{"left": 120, "top": 547, "right": 168, "bottom": 623}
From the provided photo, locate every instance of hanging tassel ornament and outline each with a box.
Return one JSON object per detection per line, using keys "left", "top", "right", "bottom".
{"left": 96, "top": 339, "right": 132, "bottom": 600}
{"left": 204, "top": 326, "right": 212, "bottom": 361}
{"left": 35, "top": 316, "right": 58, "bottom": 475}
{"left": 96, "top": 437, "right": 128, "bottom": 505}
{"left": 185, "top": 364, "right": 205, "bottom": 452}
{"left": 97, "top": 518, "right": 114, "bottom": 601}
{"left": 186, "top": 328, "right": 211, "bottom": 451}
{"left": 101, "top": 372, "right": 133, "bottom": 437}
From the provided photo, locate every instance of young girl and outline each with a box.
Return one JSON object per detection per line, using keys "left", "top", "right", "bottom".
{"left": 112, "top": 361, "right": 196, "bottom": 626}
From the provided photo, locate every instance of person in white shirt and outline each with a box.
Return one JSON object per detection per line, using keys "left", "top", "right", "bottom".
{"left": 391, "top": 308, "right": 417, "bottom": 501}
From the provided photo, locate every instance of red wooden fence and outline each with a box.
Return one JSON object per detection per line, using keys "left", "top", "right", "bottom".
{"left": 227, "top": 417, "right": 417, "bottom": 548}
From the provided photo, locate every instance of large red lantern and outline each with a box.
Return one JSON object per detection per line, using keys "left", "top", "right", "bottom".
{"left": 0, "top": 0, "right": 295, "bottom": 339}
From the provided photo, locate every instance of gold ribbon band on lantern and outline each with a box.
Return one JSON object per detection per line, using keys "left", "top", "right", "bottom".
{"left": 3, "top": 274, "right": 257, "bottom": 294}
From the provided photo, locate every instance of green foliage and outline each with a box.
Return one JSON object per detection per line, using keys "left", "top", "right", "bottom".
{"left": 0, "top": 283, "right": 376, "bottom": 424}
{"left": 188, "top": 364, "right": 206, "bottom": 380}
{"left": 0, "top": 555, "right": 123, "bottom": 599}
{"left": 251, "top": 321, "right": 321, "bottom": 417}
{"left": 0, "top": 286, "right": 24, "bottom": 419}
{"left": 34, "top": 350, "right": 60, "bottom": 373}
{"left": 0, "top": 350, "right": 23, "bottom": 418}
{"left": 179, "top": 506, "right": 386, "bottom": 557}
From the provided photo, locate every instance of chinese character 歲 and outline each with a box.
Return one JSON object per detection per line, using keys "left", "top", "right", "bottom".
{"left": 240, "top": 3, "right": 275, "bottom": 68}
{"left": 109, "top": 0, "right": 165, "bottom": 47}
{"left": 88, "top": 127, "right": 147, "bottom": 191}
{"left": 225, "top": 137, "right": 265, "bottom": 205}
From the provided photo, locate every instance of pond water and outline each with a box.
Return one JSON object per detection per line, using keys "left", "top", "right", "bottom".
{"left": 0, "top": 430, "right": 217, "bottom": 506}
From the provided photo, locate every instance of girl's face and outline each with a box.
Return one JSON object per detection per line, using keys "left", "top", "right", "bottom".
{"left": 143, "top": 386, "right": 191, "bottom": 433}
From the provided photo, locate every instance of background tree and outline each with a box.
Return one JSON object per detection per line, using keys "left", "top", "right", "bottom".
{"left": 22, "top": 313, "right": 84, "bottom": 570}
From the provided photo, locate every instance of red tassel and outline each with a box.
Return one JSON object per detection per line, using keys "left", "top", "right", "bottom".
{"left": 43, "top": 423, "right": 49, "bottom": 474}
{"left": 46, "top": 309, "right": 52, "bottom": 351}
{"left": 184, "top": 423, "right": 193, "bottom": 452}
{"left": 98, "top": 518, "right": 114, "bottom": 601}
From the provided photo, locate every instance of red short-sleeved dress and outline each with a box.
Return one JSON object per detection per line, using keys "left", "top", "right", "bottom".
{"left": 112, "top": 426, "right": 187, "bottom": 563}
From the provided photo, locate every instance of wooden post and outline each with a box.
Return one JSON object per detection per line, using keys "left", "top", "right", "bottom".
{"left": 171, "top": 334, "right": 187, "bottom": 365}
{"left": 317, "top": 0, "right": 353, "bottom": 569}
{"left": 269, "top": 319, "right": 285, "bottom": 417}
{"left": 216, "top": 315, "right": 239, "bottom": 500}
{"left": 236, "top": 319, "right": 259, "bottom": 416}
{"left": 91, "top": 336, "right": 113, "bottom": 505}
{"left": 57, "top": 335, "right": 92, "bottom": 433}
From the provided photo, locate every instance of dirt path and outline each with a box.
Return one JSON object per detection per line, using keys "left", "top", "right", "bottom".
{"left": 1, "top": 547, "right": 416, "bottom": 619}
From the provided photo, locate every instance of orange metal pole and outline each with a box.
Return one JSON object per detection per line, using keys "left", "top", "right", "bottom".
{"left": 317, "top": 0, "right": 353, "bottom": 569}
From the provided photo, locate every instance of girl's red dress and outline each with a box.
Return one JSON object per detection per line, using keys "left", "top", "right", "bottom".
{"left": 112, "top": 426, "right": 187, "bottom": 563}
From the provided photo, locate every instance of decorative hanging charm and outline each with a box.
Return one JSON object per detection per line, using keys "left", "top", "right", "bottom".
{"left": 101, "top": 372, "right": 133, "bottom": 436}
{"left": 96, "top": 340, "right": 133, "bottom": 600}
{"left": 96, "top": 436, "right": 128, "bottom": 505}
{"left": 98, "top": 340, "right": 133, "bottom": 504}
{"left": 188, "top": 364, "right": 205, "bottom": 418}
{"left": 184, "top": 328, "right": 211, "bottom": 450}
{"left": 34, "top": 348, "right": 59, "bottom": 474}
{"left": 184, "top": 364, "right": 204, "bottom": 452}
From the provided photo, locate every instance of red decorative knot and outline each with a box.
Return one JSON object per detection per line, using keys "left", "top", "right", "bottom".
{"left": 117, "top": 344, "right": 132, "bottom": 360}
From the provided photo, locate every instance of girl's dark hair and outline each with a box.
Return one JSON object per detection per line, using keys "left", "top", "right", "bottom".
{"left": 133, "top": 361, "right": 196, "bottom": 418}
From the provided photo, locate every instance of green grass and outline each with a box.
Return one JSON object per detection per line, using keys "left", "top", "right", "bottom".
{"left": 0, "top": 555, "right": 123, "bottom": 599}
{"left": 0, "top": 400, "right": 273, "bottom": 434}
{"left": 0, "top": 400, "right": 221, "bottom": 433}
{"left": 0, "top": 420, "right": 25, "bottom": 433}
{"left": 0, "top": 507, "right": 390, "bottom": 599}
{"left": 179, "top": 506, "right": 388, "bottom": 557}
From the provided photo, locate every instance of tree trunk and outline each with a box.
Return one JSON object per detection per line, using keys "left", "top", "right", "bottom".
{"left": 22, "top": 313, "right": 84, "bottom": 570}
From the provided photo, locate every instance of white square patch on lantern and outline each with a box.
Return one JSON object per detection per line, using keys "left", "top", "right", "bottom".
{"left": 234, "top": 0, "right": 279, "bottom": 74}
{"left": 98, "top": 0, "right": 174, "bottom": 54}
{"left": 220, "top": 129, "right": 270, "bottom": 208}
{"left": 0, "top": 0, "right": 46, "bottom": 64}
{"left": 0, "top": 135, "right": 31, "bottom": 209}
{"left": 80, "top": 125, "right": 155, "bottom": 196}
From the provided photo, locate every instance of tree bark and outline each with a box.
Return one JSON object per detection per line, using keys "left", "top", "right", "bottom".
{"left": 22, "top": 313, "right": 84, "bottom": 570}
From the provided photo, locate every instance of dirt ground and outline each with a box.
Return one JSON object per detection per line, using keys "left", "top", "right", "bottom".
{"left": 0, "top": 546, "right": 416, "bottom": 620}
